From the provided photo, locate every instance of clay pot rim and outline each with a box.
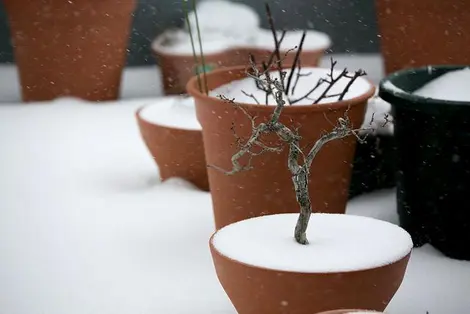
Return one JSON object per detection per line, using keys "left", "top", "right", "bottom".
{"left": 379, "top": 64, "right": 470, "bottom": 108}
{"left": 187, "top": 64, "right": 376, "bottom": 113}
{"left": 209, "top": 225, "right": 412, "bottom": 276}
{"left": 136, "top": 104, "right": 202, "bottom": 134}
{"left": 151, "top": 29, "right": 330, "bottom": 59}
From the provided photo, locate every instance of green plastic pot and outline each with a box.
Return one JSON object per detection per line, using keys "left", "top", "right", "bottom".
{"left": 379, "top": 65, "right": 470, "bottom": 260}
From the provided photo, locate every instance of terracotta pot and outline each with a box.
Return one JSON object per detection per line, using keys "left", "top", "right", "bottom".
{"left": 188, "top": 65, "right": 374, "bottom": 229}
{"left": 136, "top": 105, "right": 209, "bottom": 191}
{"left": 4, "top": 0, "right": 136, "bottom": 102}
{"left": 316, "top": 310, "right": 384, "bottom": 314}
{"left": 152, "top": 31, "right": 327, "bottom": 95}
{"left": 375, "top": 0, "right": 470, "bottom": 75}
{"left": 209, "top": 214, "right": 412, "bottom": 314}
{"left": 153, "top": 43, "right": 244, "bottom": 95}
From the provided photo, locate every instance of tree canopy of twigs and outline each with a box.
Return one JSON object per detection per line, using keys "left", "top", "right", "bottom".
{"left": 210, "top": 3, "right": 376, "bottom": 245}
{"left": 246, "top": 3, "right": 367, "bottom": 106}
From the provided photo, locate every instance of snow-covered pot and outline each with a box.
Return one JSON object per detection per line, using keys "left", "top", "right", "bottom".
{"left": 375, "top": 1, "right": 470, "bottom": 74}
{"left": 152, "top": 30, "right": 245, "bottom": 95}
{"left": 136, "top": 97, "right": 209, "bottom": 191}
{"left": 209, "top": 213, "right": 412, "bottom": 314}
{"left": 152, "top": 29, "right": 330, "bottom": 95}
{"left": 379, "top": 65, "right": 470, "bottom": 260}
{"left": 187, "top": 65, "right": 375, "bottom": 230}
{"left": 4, "top": 0, "right": 136, "bottom": 102}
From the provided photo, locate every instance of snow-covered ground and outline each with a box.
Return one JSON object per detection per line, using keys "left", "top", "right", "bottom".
{"left": 0, "top": 59, "right": 469, "bottom": 314}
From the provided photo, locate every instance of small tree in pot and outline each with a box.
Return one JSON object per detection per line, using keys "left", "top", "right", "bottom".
{"left": 202, "top": 4, "right": 413, "bottom": 314}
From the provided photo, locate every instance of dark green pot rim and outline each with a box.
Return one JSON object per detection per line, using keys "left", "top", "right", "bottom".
{"left": 378, "top": 64, "right": 470, "bottom": 109}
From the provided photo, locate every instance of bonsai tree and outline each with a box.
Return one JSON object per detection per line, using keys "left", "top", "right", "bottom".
{"left": 210, "top": 3, "right": 376, "bottom": 245}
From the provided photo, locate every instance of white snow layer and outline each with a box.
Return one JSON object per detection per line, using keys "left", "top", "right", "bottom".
{"left": 0, "top": 98, "right": 469, "bottom": 314}
{"left": 153, "top": 29, "right": 331, "bottom": 55}
{"left": 153, "top": 0, "right": 330, "bottom": 55}
{"left": 212, "top": 213, "right": 413, "bottom": 273}
{"left": 413, "top": 67, "right": 470, "bottom": 102}
{"left": 185, "top": 0, "right": 260, "bottom": 37}
{"left": 139, "top": 96, "right": 201, "bottom": 130}
{"left": 362, "top": 95, "right": 394, "bottom": 134}
{"left": 210, "top": 67, "right": 372, "bottom": 105}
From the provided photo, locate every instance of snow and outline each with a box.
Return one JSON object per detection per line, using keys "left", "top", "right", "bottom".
{"left": 185, "top": 0, "right": 260, "bottom": 38}
{"left": 152, "top": 1, "right": 330, "bottom": 55}
{"left": 138, "top": 96, "right": 201, "bottom": 131}
{"left": 210, "top": 67, "right": 372, "bottom": 105}
{"left": 251, "top": 28, "right": 331, "bottom": 51}
{"left": 362, "top": 95, "right": 394, "bottom": 134}
{"left": 212, "top": 213, "right": 412, "bottom": 273}
{"left": 413, "top": 67, "right": 470, "bottom": 102}
{"left": 381, "top": 80, "right": 406, "bottom": 94}
{"left": 1, "top": 81, "right": 470, "bottom": 313}
{"left": 152, "top": 28, "right": 330, "bottom": 56}
{"left": 151, "top": 29, "right": 241, "bottom": 55}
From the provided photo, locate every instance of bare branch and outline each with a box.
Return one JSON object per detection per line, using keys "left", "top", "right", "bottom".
{"left": 338, "top": 69, "right": 367, "bottom": 100}
{"left": 285, "top": 30, "right": 307, "bottom": 97}
{"left": 291, "top": 59, "right": 311, "bottom": 95}
{"left": 290, "top": 78, "right": 325, "bottom": 104}
{"left": 265, "top": 2, "right": 286, "bottom": 92}
{"left": 241, "top": 90, "right": 260, "bottom": 105}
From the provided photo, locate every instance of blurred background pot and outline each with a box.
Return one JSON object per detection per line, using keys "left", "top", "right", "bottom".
{"left": 4, "top": 0, "right": 136, "bottom": 102}
{"left": 152, "top": 29, "right": 330, "bottom": 95}
{"left": 375, "top": 0, "right": 470, "bottom": 74}
{"left": 379, "top": 65, "right": 470, "bottom": 260}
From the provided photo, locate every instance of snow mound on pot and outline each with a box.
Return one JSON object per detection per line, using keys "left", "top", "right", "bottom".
{"left": 212, "top": 213, "right": 413, "bottom": 273}
{"left": 151, "top": 28, "right": 239, "bottom": 55}
{"left": 362, "top": 96, "right": 393, "bottom": 134}
{"left": 139, "top": 96, "right": 201, "bottom": 130}
{"left": 413, "top": 67, "right": 470, "bottom": 102}
{"left": 210, "top": 67, "right": 372, "bottom": 105}
{"left": 185, "top": 0, "right": 260, "bottom": 37}
{"left": 251, "top": 28, "right": 331, "bottom": 51}
{"left": 153, "top": 1, "right": 331, "bottom": 55}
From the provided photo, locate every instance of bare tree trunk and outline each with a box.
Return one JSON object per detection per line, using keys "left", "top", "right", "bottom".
{"left": 293, "top": 165, "right": 312, "bottom": 245}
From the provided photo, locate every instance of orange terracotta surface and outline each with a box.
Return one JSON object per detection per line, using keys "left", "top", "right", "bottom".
{"left": 4, "top": 0, "right": 136, "bottom": 102}
{"left": 136, "top": 106, "right": 209, "bottom": 191}
{"left": 376, "top": 0, "right": 470, "bottom": 74}
{"left": 154, "top": 45, "right": 325, "bottom": 95}
{"left": 210, "top": 236, "right": 410, "bottom": 314}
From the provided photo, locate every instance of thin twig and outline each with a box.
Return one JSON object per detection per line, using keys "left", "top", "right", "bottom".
{"left": 290, "top": 78, "right": 325, "bottom": 104}
{"left": 285, "top": 30, "right": 307, "bottom": 97}
{"left": 242, "top": 90, "right": 260, "bottom": 104}
{"left": 265, "top": 3, "right": 286, "bottom": 92}
{"left": 192, "top": 0, "right": 209, "bottom": 94}
{"left": 338, "top": 69, "right": 367, "bottom": 100}
{"left": 183, "top": 0, "right": 202, "bottom": 93}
